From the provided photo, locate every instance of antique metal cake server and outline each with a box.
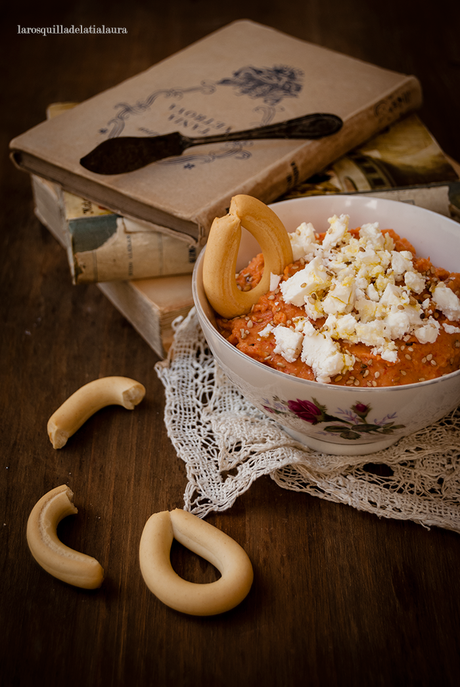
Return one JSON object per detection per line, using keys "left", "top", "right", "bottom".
{"left": 80, "top": 113, "right": 343, "bottom": 175}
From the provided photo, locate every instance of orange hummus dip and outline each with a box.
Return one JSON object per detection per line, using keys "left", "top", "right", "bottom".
{"left": 217, "top": 217, "right": 460, "bottom": 387}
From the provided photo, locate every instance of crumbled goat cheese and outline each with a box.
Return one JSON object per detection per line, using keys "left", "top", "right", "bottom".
{"left": 443, "top": 323, "right": 460, "bottom": 334}
{"left": 405, "top": 270, "right": 426, "bottom": 294}
{"left": 258, "top": 322, "right": 274, "bottom": 338}
{"left": 277, "top": 213, "right": 455, "bottom": 382}
{"left": 300, "top": 321, "right": 354, "bottom": 383}
{"left": 289, "top": 222, "right": 317, "bottom": 261}
{"left": 432, "top": 282, "right": 460, "bottom": 321}
{"left": 270, "top": 273, "right": 281, "bottom": 291}
{"left": 273, "top": 325, "right": 303, "bottom": 363}
{"left": 322, "top": 214, "right": 349, "bottom": 250}
{"left": 359, "top": 222, "right": 386, "bottom": 250}
{"left": 391, "top": 250, "right": 414, "bottom": 279}
{"left": 414, "top": 317, "right": 440, "bottom": 344}
{"left": 280, "top": 256, "right": 331, "bottom": 306}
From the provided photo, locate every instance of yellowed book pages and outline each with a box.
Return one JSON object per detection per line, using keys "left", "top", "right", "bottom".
{"left": 31, "top": 175, "right": 193, "bottom": 357}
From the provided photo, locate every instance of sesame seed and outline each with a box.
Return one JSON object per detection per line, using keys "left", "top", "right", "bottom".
{"left": 277, "top": 362, "right": 286, "bottom": 368}
{"left": 300, "top": 283, "right": 307, "bottom": 288}
{"left": 401, "top": 370, "right": 407, "bottom": 375}
{"left": 374, "top": 371, "right": 380, "bottom": 378}
{"left": 372, "top": 381, "right": 377, "bottom": 386}
{"left": 430, "top": 359, "right": 437, "bottom": 366}
{"left": 334, "top": 375, "right": 343, "bottom": 381}
{"left": 267, "top": 294, "right": 275, "bottom": 300}
{"left": 247, "top": 320, "right": 253, "bottom": 328}
{"left": 421, "top": 357, "right": 427, "bottom": 364}
{"left": 354, "top": 380, "right": 360, "bottom": 386}
{"left": 419, "top": 377, "right": 425, "bottom": 382}
{"left": 426, "top": 354, "right": 433, "bottom": 361}
{"left": 363, "top": 370, "right": 369, "bottom": 377}
{"left": 405, "top": 354, "right": 412, "bottom": 360}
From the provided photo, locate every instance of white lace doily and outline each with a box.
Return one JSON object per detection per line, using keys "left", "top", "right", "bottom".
{"left": 155, "top": 308, "right": 460, "bottom": 533}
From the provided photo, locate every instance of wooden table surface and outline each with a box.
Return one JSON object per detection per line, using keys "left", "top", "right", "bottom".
{"left": 2, "top": 2, "right": 460, "bottom": 686}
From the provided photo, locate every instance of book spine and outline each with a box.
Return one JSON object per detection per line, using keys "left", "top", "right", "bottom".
{"left": 68, "top": 214, "right": 197, "bottom": 284}
{"left": 30, "top": 174, "right": 192, "bottom": 358}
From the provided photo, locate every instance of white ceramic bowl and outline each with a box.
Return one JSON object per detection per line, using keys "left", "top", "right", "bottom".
{"left": 192, "top": 195, "right": 460, "bottom": 455}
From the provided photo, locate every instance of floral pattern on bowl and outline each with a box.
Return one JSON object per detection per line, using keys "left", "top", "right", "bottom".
{"left": 262, "top": 397, "right": 406, "bottom": 441}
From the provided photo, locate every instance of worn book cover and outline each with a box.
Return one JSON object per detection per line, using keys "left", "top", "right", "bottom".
{"left": 10, "top": 19, "right": 422, "bottom": 243}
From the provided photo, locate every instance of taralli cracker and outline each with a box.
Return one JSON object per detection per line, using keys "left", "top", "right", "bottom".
{"left": 139, "top": 509, "right": 254, "bottom": 616}
{"left": 26, "top": 485, "right": 104, "bottom": 589}
{"left": 47, "top": 376, "right": 146, "bottom": 448}
{"left": 203, "top": 194, "right": 293, "bottom": 319}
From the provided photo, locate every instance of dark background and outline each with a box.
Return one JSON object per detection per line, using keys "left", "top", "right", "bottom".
{"left": 2, "top": 2, "right": 460, "bottom": 686}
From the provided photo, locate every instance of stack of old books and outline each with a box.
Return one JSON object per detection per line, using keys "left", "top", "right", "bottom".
{"left": 10, "top": 20, "right": 460, "bottom": 357}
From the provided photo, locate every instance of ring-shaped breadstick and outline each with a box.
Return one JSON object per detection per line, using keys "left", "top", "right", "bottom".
{"left": 203, "top": 194, "right": 293, "bottom": 319}
{"left": 26, "top": 485, "right": 104, "bottom": 589}
{"left": 139, "top": 509, "right": 253, "bottom": 616}
{"left": 47, "top": 376, "right": 146, "bottom": 448}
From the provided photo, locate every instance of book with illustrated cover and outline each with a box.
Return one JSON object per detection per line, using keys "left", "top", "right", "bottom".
{"left": 10, "top": 19, "right": 422, "bottom": 244}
